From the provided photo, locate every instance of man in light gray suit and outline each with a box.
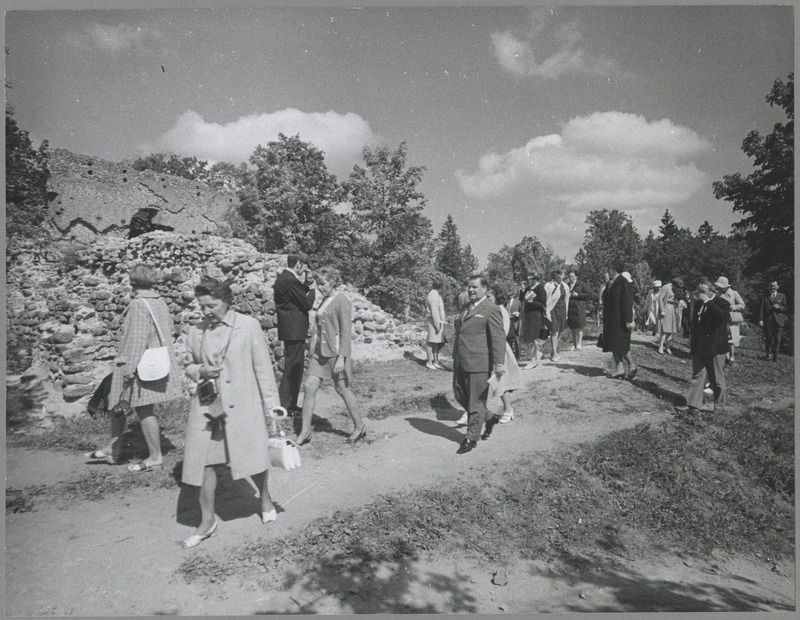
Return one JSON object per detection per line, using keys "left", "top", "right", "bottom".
{"left": 452, "top": 274, "right": 506, "bottom": 454}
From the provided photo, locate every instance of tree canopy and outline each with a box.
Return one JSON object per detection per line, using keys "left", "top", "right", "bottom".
{"left": 6, "top": 107, "right": 50, "bottom": 237}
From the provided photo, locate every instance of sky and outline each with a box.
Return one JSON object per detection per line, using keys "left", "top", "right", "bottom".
{"left": 5, "top": 3, "right": 795, "bottom": 266}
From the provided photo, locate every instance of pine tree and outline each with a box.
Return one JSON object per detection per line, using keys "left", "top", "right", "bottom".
{"left": 658, "top": 209, "right": 679, "bottom": 240}
{"left": 434, "top": 214, "right": 464, "bottom": 280}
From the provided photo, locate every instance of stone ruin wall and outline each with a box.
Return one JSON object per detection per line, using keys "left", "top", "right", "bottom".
{"left": 6, "top": 232, "right": 426, "bottom": 408}
{"left": 46, "top": 149, "right": 236, "bottom": 242}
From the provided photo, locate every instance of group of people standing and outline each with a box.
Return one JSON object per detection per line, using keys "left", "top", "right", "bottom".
{"left": 84, "top": 254, "right": 365, "bottom": 549}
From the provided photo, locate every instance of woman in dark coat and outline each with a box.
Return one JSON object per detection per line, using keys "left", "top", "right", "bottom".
{"left": 567, "top": 268, "right": 591, "bottom": 350}
{"left": 602, "top": 261, "right": 638, "bottom": 380}
{"left": 518, "top": 273, "right": 547, "bottom": 369}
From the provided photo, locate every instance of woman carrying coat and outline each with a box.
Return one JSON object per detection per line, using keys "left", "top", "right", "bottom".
{"left": 296, "top": 266, "right": 365, "bottom": 446}
{"left": 181, "top": 278, "right": 283, "bottom": 548}
{"left": 84, "top": 263, "right": 182, "bottom": 470}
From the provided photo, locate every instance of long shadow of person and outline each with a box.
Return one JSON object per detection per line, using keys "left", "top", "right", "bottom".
{"left": 406, "top": 417, "right": 464, "bottom": 445}
{"left": 553, "top": 363, "right": 607, "bottom": 378}
{"left": 121, "top": 420, "right": 178, "bottom": 462}
{"left": 430, "top": 393, "right": 463, "bottom": 422}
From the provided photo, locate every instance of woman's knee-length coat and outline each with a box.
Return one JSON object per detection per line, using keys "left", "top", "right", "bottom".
{"left": 602, "top": 275, "right": 634, "bottom": 355}
{"left": 181, "top": 311, "right": 280, "bottom": 487}
{"left": 108, "top": 290, "right": 183, "bottom": 408}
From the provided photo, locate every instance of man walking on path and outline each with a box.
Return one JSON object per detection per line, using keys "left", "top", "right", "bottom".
{"left": 758, "top": 281, "right": 789, "bottom": 362}
{"left": 452, "top": 275, "right": 506, "bottom": 454}
{"left": 273, "top": 253, "right": 316, "bottom": 414}
{"left": 676, "top": 282, "right": 730, "bottom": 416}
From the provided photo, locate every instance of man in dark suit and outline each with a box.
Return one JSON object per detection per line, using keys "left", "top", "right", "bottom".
{"left": 758, "top": 281, "right": 789, "bottom": 361}
{"left": 452, "top": 275, "right": 506, "bottom": 454}
{"left": 273, "top": 253, "right": 315, "bottom": 414}
{"left": 676, "top": 282, "right": 730, "bottom": 415}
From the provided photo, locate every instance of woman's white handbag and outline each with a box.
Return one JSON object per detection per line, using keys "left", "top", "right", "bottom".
{"left": 268, "top": 407, "right": 302, "bottom": 470}
{"left": 137, "top": 299, "right": 171, "bottom": 381}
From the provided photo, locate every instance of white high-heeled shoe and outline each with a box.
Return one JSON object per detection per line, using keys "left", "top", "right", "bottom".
{"left": 182, "top": 520, "right": 219, "bottom": 549}
{"left": 499, "top": 409, "right": 514, "bottom": 424}
{"left": 262, "top": 508, "right": 277, "bottom": 524}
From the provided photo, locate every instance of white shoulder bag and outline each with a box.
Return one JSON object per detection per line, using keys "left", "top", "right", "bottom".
{"left": 267, "top": 407, "right": 302, "bottom": 470}
{"left": 136, "top": 299, "right": 171, "bottom": 382}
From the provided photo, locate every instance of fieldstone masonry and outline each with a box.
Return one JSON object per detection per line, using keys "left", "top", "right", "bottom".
{"left": 6, "top": 231, "right": 426, "bottom": 408}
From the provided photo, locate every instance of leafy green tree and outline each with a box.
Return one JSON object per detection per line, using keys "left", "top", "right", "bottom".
{"left": 576, "top": 209, "right": 643, "bottom": 304}
{"left": 6, "top": 107, "right": 50, "bottom": 237}
{"left": 231, "top": 134, "right": 348, "bottom": 263}
{"left": 344, "top": 142, "right": 436, "bottom": 316}
{"left": 697, "top": 220, "right": 719, "bottom": 244}
{"left": 435, "top": 214, "right": 465, "bottom": 280}
{"left": 461, "top": 244, "right": 479, "bottom": 278}
{"left": 486, "top": 244, "right": 516, "bottom": 292}
{"left": 131, "top": 152, "right": 208, "bottom": 180}
{"left": 713, "top": 74, "right": 794, "bottom": 276}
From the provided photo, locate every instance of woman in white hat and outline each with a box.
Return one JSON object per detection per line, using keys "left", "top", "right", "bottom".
{"left": 714, "top": 276, "right": 745, "bottom": 366}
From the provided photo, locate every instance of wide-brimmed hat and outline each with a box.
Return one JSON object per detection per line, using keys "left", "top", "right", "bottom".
{"left": 652, "top": 280, "right": 662, "bottom": 288}
{"left": 714, "top": 276, "right": 730, "bottom": 289}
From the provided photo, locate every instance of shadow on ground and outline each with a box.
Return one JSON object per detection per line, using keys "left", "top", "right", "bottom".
{"left": 536, "top": 551, "right": 795, "bottom": 612}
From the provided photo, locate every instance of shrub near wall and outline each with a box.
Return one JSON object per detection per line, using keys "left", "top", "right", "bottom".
{"left": 6, "top": 232, "right": 426, "bottom": 407}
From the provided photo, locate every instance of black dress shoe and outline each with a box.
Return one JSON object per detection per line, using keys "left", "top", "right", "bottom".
{"left": 481, "top": 415, "right": 501, "bottom": 440}
{"left": 456, "top": 439, "right": 477, "bottom": 454}
{"left": 674, "top": 405, "right": 699, "bottom": 415}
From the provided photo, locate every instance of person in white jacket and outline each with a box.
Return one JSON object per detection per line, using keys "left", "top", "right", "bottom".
{"left": 425, "top": 277, "right": 447, "bottom": 370}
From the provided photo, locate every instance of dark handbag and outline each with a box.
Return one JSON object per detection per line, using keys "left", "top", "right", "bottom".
{"left": 109, "top": 380, "right": 134, "bottom": 419}
{"left": 538, "top": 323, "right": 551, "bottom": 341}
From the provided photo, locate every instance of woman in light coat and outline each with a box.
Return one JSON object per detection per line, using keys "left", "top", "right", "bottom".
{"left": 180, "top": 278, "right": 283, "bottom": 548}
{"left": 84, "top": 263, "right": 182, "bottom": 470}
{"left": 425, "top": 277, "right": 447, "bottom": 370}
{"left": 296, "top": 266, "right": 365, "bottom": 446}
{"left": 657, "top": 277, "right": 684, "bottom": 355}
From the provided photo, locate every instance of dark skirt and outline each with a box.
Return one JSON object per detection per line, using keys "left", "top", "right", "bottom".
{"left": 550, "top": 307, "right": 567, "bottom": 333}
{"left": 567, "top": 304, "right": 587, "bottom": 329}
{"left": 520, "top": 310, "right": 544, "bottom": 344}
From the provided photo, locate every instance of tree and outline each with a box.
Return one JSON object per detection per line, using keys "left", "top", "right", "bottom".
{"left": 576, "top": 209, "right": 643, "bottom": 305}
{"left": 697, "top": 220, "right": 719, "bottom": 244}
{"left": 485, "top": 244, "right": 517, "bottom": 297}
{"left": 6, "top": 107, "right": 50, "bottom": 237}
{"left": 658, "top": 209, "right": 680, "bottom": 240}
{"left": 344, "top": 142, "right": 436, "bottom": 316}
{"left": 231, "top": 134, "right": 348, "bottom": 263}
{"left": 434, "top": 214, "right": 464, "bottom": 280}
{"left": 510, "top": 236, "right": 561, "bottom": 283}
{"left": 713, "top": 74, "right": 794, "bottom": 276}
{"left": 461, "top": 244, "right": 478, "bottom": 278}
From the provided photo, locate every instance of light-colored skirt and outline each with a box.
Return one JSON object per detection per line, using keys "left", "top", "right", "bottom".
{"left": 308, "top": 351, "right": 353, "bottom": 383}
{"left": 427, "top": 320, "right": 444, "bottom": 344}
{"left": 494, "top": 343, "right": 522, "bottom": 396}
{"left": 728, "top": 324, "right": 741, "bottom": 347}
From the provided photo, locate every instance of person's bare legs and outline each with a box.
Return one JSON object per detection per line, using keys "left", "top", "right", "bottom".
{"left": 251, "top": 469, "right": 275, "bottom": 516}
{"left": 297, "top": 375, "right": 321, "bottom": 444}
{"left": 550, "top": 332, "right": 561, "bottom": 360}
{"left": 335, "top": 376, "right": 364, "bottom": 440}
{"left": 501, "top": 392, "right": 513, "bottom": 414}
{"left": 195, "top": 465, "right": 217, "bottom": 535}
{"left": 136, "top": 404, "right": 162, "bottom": 464}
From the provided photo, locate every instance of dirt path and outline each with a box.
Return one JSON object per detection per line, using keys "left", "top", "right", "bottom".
{"left": 5, "top": 337, "right": 795, "bottom": 615}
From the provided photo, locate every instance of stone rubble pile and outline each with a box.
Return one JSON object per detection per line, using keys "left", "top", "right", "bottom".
{"left": 6, "top": 232, "right": 426, "bottom": 406}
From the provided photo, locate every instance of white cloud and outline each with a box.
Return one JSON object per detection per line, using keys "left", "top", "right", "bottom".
{"left": 139, "top": 109, "right": 382, "bottom": 178}
{"left": 70, "top": 23, "right": 162, "bottom": 52}
{"left": 456, "top": 111, "right": 712, "bottom": 259}
{"left": 492, "top": 9, "right": 624, "bottom": 80}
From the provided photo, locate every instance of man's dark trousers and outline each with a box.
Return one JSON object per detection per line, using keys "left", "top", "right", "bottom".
{"left": 453, "top": 369, "right": 491, "bottom": 442}
{"left": 279, "top": 341, "right": 306, "bottom": 411}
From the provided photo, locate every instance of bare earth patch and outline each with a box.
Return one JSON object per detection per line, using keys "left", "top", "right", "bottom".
{"left": 5, "top": 334, "right": 794, "bottom": 615}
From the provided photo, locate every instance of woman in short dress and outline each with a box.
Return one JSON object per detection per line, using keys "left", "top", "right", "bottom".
{"left": 180, "top": 278, "right": 283, "bottom": 548}
{"left": 424, "top": 277, "right": 446, "bottom": 370}
{"left": 544, "top": 269, "right": 570, "bottom": 362}
{"left": 296, "top": 266, "right": 365, "bottom": 446}
{"left": 84, "top": 263, "right": 182, "bottom": 470}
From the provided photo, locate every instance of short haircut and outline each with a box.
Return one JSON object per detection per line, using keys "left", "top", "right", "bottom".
{"left": 610, "top": 260, "right": 625, "bottom": 274}
{"left": 194, "top": 278, "right": 233, "bottom": 305}
{"left": 129, "top": 263, "right": 158, "bottom": 290}
{"left": 551, "top": 268, "right": 564, "bottom": 279}
{"left": 695, "top": 282, "right": 712, "bottom": 295}
{"left": 567, "top": 268, "right": 578, "bottom": 276}
{"left": 287, "top": 253, "right": 311, "bottom": 269}
{"left": 432, "top": 276, "right": 445, "bottom": 289}
{"left": 494, "top": 290, "right": 508, "bottom": 306}
{"left": 672, "top": 277, "right": 684, "bottom": 288}
{"left": 468, "top": 274, "right": 488, "bottom": 288}
{"left": 314, "top": 265, "right": 342, "bottom": 287}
